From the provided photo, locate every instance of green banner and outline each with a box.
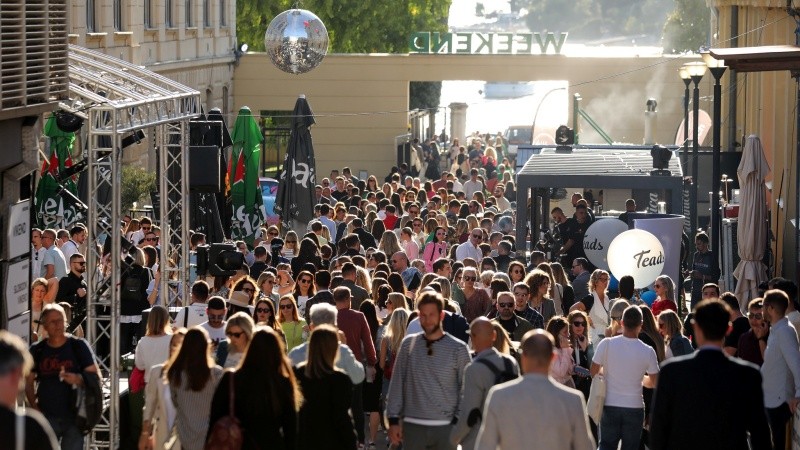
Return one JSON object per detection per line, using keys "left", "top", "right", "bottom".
{"left": 229, "top": 106, "right": 266, "bottom": 246}
{"left": 35, "top": 116, "right": 81, "bottom": 229}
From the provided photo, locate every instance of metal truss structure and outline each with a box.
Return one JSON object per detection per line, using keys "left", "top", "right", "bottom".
{"left": 64, "top": 45, "right": 200, "bottom": 449}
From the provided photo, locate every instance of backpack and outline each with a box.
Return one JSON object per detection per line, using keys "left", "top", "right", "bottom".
{"left": 69, "top": 338, "right": 103, "bottom": 435}
{"left": 205, "top": 372, "right": 243, "bottom": 450}
{"left": 121, "top": 272, "right": 142, "bottom": 303}
{"left": 475, "top": 356, "right": 518, "bottom": 385}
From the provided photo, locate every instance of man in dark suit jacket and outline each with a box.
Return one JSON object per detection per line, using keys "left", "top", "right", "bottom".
{"left": 340, "top": 263, "right": 369, "bottom": 310}
{"left": 650, "top": 299, "right": 772, "bottom": 450}
{"left": 351, "top": 218, "right": 377, "bottom": 250}
{"left": 303, "top": 270, "right": 334, "bottom": 322}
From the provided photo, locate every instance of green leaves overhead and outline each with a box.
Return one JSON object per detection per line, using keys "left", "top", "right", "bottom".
{"left": 237, "top": 0, "right": 452, "bottom": 53}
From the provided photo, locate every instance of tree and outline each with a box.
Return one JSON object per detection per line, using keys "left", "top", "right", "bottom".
{"left": 237, "top": 0, "right": 451, "bottom": 53}
{"left": 662, "top": 0, "right": 710, "bottom": 53}
{"left": 121, "top": 165, "right": 156, "bottom": 214}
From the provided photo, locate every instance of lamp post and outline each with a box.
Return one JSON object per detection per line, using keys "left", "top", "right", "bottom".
{"left": 678, "top": 66, "right": 692, "bottom": 170}
{"left": 702, "top": 51, "right": 727, "bottom": 280}
{"left": 685, "top": 61, "right": 707, "bottom": 248}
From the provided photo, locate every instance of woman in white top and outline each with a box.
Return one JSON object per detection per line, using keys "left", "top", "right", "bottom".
{"left": 139, "top": 329, "right": 186, "bottom": 450}
{"left": 135, "top": 305, "right": 173, "bottom": 375}
{"left": 569, "top": 269, "right": 612, "bottom": 345}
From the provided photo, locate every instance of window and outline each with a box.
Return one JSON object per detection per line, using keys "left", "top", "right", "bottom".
{"left": 166, "top": 0, "right": 174, "bottom": 27}
{"left": 185, "top": 0, "right": 193, "bottom": 27}
{"left": 144, "top": 0, "right": 152, "bottom": 28}
{"left": 113, "top": 0, "right": 123, "bottom": 31}
{"left": 203, "top": 0, "right": 210, "bottom": 27}
{"left": 86, "top": 0, "right": 96, "bottom": 32}
{"left": 219, "top": 0, "right": 226, "bottom": 26}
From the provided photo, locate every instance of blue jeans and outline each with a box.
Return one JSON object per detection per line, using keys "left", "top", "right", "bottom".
{"left": 47, "top": 415, "right": 84, "bottom": 450}
{"left": 598, "top": 406, "right": 643, "bottom": 450}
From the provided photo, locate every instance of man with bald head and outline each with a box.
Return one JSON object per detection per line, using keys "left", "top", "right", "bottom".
{"left": 451, "top": 317, "right": 519, "bottom": 450}
{"left": 476, "top": 330, "right": 595, "bottom": 450}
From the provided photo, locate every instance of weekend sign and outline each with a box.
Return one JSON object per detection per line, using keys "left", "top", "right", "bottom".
{"left": 409, "top": 31, "right": 568, "bottom": 55}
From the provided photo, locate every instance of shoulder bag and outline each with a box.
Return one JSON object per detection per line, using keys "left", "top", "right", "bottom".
{"left": 586, "top": 374, "right": 606, "bottom": 424}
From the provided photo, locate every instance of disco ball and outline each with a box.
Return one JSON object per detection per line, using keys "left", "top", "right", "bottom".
{"left": 265, "top": 9, "right": 329, "bottom": 75}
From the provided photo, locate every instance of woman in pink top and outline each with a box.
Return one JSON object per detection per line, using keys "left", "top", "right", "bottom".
{"left": 546, "top": 316, "right": 575, "bottom": 387}
{"left": 422, "top": 226, "right": 448, "bottom": 272}
{"left": 400, "top": 227, "right": 420, "bottom": 260}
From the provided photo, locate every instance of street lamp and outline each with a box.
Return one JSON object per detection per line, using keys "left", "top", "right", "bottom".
{"left": 701, "top": 50, "right": 727, "bottom": 276}
{"left": 684, "top": 61, "right": 706, "bottom": 249}
{"left": 678, "top": 66, "right": 691, "bottom": 171}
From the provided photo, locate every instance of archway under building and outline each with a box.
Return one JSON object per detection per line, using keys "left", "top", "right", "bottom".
{"left": 233, "top": 52, "right": 699, "bottom": 178}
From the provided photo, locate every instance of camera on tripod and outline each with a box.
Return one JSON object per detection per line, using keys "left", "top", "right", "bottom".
{"left": 196, "top": 243, "right": 245, "bottom": 277}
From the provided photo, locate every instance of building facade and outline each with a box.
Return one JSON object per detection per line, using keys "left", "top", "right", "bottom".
{"left": 67, "top": 0, "right": 238, "bottom": 167}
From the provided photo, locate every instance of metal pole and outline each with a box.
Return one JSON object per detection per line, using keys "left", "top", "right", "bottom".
{"left": 682, "top": 80, "right": 691, "bottom": 169}
{"left": 710, "top": 67, "right": 726, "bottom": 285}
{"left": 691, "top": 76, "right": 702, "bottom": 243}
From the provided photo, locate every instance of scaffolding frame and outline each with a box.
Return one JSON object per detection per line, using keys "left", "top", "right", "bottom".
{"left": 64, "top": 45, "right": 200, "bottom": 449}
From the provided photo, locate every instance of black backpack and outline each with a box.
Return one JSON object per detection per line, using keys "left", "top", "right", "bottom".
{"left": 475, "top": 356, "right": 518, "bottom": 385}
{"left": 121, "top": 273, "right": 142, "bottom": 303}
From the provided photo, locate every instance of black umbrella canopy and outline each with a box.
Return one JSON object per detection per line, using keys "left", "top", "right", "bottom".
{"left": 275, "top": 96, "right": 317, "bottom": 230}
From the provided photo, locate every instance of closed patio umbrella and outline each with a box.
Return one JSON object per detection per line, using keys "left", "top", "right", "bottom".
{"left": 733, "top": 135, "right": 770, "bottom": 311}
{"left": 275, "top": 95, "right": 317, "bottom": 232}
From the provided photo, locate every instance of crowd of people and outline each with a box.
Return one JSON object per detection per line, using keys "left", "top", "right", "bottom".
{"left": 7, "top": 141, "right": 800, "bottom": 450}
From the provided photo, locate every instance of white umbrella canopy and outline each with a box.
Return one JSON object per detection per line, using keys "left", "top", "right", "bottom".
{"left": 733, "top": 135, "right": 770, "bottom": 311}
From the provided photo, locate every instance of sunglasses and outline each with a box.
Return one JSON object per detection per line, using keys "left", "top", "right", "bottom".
{"left": 472, "top": 234, "right": 483, "bottom": 240}
{"left": 226, "top": 331, "right": 244, "bottom": 338}
{"left": 463, "top": 276, "right": 477, "bottom": 282}
{"left": 144, "top": 237, "right": 157, "bottom": 242}
{"left": 241, "top": 287, "right": 255, "bottom": 293}
{"left": 299, "top": 279, "right": 312, "bottom": 284}
{"left": 425, "top": 338, "right": 435, "bottom": 356}
{"left": 747, "top": 312, "right": 763, "bottom": 320}
{"left": 268, "top": 231, "right": 279, "bottom": 236}
{"left": 256, "top": 307, "right": 272, "bottom": 314}
{"left": 279, "top": 304, "right": 294, "bottom": 310}
{"left": 572, "top": 321, "right": 586, "bottom": 327}
{"left": 498, "top": 302, "right": 514, "bottom": 308}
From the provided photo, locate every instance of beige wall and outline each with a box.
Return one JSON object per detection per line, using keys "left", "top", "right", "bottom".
{"left": 709, "top": 0, "right": 797, "bottom": 276}
{"left": 234, "top": 52, "right": 695, "bottom": 179}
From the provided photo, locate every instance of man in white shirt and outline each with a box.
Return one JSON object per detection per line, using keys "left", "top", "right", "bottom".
{"left": 590, "top": 305, "right": 659, "bottom": 450}
{"left": 761, "top": 289, "right": 800, "bottom": 450}
{"left": 463, "top": 168, "right": 483, "bottom": 201}
{"left": 491, "top": 185, "right": 511, "bottom": 212}
{"left": 199, "top": 296, "right": 227, "bottom": 346}
{"left": 173, "top": 280, "right": 212, "bottom": 329}
{"left": 31, "top": 228, "right": 47, "bottom": 280}
{"left": 769, "top": 277, "right": 800, "bottom": 338}
{"left": 449, "top": 172, "right": 464, "bottom": 193}
{"left": 456, "top": 228, "right": 485, "bottom": 262}
{"left": 60, "top": 225, "right": 87, "bottom": 262}
{"left": 40, "top": 229, "right": 67, "bottom": 279}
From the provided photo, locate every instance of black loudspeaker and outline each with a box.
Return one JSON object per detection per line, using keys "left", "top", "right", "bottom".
{"left": 189, "top": 146, "right": 221, "bottom": 192}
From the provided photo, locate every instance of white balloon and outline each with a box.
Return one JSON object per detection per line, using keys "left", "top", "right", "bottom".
{"left": 583, "top": 218, "right": 629, "bottom": 271}
{"left": 607, "top": 229, "right": 665, "bottom": 289}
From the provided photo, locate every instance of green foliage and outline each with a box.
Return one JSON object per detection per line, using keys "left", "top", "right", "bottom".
{"left": 662, "top": 0, "right": 710, "bottom": 54}
{"left": 410, "top": 82, "right": 442, "bottom": 111}
{"left": 521, "top": 0, "right": 674, "bottom": 43}
{"left": 237, "top": 0, "right": 452, "bottom": 53}
{"left": 121, "top": 165, "right": 156, "bottom": 214}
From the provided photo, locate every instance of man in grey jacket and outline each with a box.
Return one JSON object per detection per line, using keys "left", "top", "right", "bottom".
{"left": 451, "top": 317, "right": 519, "bottom": 450}
{"left": 476, "top": 330, "right": 595, "bottom": 450}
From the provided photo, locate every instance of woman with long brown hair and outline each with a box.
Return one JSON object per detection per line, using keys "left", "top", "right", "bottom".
{"left": 165, "top": 327, "right": 223, "bottom": 450}
{"left": 295, "top": 325, "right": 357, "bottom": 449}
{"left": 208, "top": 327, "right": 300, "bottom": 450}
{"left": 278, "top": 295, "right": 308, "bottom": 351}
{"left": 292, "top": 270, "right": 317, "bottom": 317}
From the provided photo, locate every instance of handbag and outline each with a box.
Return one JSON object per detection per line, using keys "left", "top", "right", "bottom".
{"left": 204, "top": 372, "right": 243, "bottom": 450}
{"left": 129, "top": 367, "right": 146, "bottom": 394}
{"left": 586, "top": 374, "right": 606, "bottom": 424}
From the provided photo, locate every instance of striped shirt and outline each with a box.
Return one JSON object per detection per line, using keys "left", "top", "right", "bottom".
{"left": 386, "top": 332, "right": 471, "bottom": 424}
{"left": 170, "top": 366, "right": 223, "bottom": 450}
